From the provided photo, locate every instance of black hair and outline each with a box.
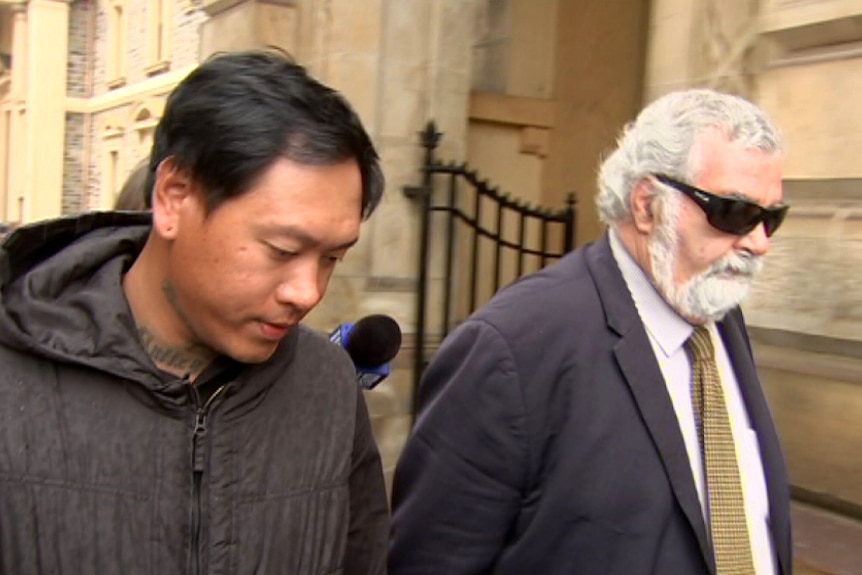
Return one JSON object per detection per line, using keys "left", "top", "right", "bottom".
{"left": 115, "top": 159, "right": 150, "bottom": 211}
{"left": 143, "top": 49, "right": 384, "bottom": 218}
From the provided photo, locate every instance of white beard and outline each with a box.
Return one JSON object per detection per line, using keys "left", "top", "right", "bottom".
{"left": 649, "top": 198, "right": 763, "bottom": 323}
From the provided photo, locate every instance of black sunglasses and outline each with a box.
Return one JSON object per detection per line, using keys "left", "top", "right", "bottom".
{"left": 653, "top": 174, "right": 789, "bottom": 238}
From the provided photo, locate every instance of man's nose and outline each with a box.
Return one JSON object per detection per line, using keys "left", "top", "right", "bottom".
{"left": 275, "top": 264, "right": 323, "bottom": 313}
{"left": 737, "top": 222, "right": 771, "bottom": 256}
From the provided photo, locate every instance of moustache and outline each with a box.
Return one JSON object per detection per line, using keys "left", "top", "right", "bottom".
{"left": 707, "top": 251, "right": 763, "bottom": 279}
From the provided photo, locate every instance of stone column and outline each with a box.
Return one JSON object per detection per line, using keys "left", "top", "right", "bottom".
{"left": 198, "top": 0, "right": 300, "bottom": 60}
{"left": 4, "top": 2, "right": 28, "bottom": 223}
{"left": 23, "top": 0, "right": 71, "bottom": 222}
{"left": 643, "top": 0, "right": 698, "bottom": 102}
{"left": 358, "top": 0, "right": 476, "bottom": 492}
{"left": 9, "top": 2, "right": 28, "bottom": 100}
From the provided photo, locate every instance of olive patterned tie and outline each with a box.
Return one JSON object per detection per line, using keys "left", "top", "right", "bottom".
{"left": 687, "top": 326, "right": 756, "bottom": 574}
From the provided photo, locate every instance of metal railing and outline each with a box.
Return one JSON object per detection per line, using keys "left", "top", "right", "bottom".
{"left": 404, "top": 120, "right": 576, "bottom": 418}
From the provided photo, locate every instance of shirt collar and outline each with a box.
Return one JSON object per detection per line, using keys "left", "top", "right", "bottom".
{"left": 608, "top": 228, "right": 693, "bottom": 357}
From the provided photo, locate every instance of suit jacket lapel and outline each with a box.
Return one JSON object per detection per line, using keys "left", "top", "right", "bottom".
{"left": 718, "top": 313, "right": 792, "bottom": 575}
{"left": 585, "top": 234, "right": 715, "bottom": 571}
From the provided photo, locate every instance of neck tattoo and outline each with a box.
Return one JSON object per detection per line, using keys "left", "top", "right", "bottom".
{"left": 138, "top": 326, "right": 211, "bottom": 378}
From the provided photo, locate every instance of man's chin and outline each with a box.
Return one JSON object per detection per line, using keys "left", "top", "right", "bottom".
{"left": 690, "top": 295, "right": 747, "bottom": 322}
{"left": 671, "top": 281, "right": 750, "bottom": 324}
{"left": 223, "top": 342, "right": 280, "bottom": 365}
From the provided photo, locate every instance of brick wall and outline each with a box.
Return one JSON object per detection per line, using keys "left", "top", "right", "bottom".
{"left": 127, "top": 1, "right": 148, "bottom": 81}
{"left": 92, "top": 2, "right": 106, "bottom": 92}
{"left": 62, "top": 113, "right": 86, "bottom": 214}
{"left": 83, "top": 0, "right": 207, "bottom": 209}
{"left": 67, "top": 0, "right": 93, "bottom": 97}
{"left": 173, "top": 3, "right": 207, "bottom": 69}
{"left": 86, "top": 113, "right": 101, "bottom": 212}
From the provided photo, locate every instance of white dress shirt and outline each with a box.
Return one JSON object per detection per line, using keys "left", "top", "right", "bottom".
{"left": 608, "top": 230, "right": 777, "bottom": 575}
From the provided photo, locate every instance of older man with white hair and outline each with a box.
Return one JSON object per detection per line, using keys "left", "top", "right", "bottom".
{"left": 390, "top": 88, "right": 793, "bottom": 575}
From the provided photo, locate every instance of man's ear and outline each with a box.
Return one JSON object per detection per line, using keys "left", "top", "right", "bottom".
{"left": 630, "top": 178, "right": 657, "bottom": 234}
{"left": 151, "top": 157, "right": 194, "bottom": 240}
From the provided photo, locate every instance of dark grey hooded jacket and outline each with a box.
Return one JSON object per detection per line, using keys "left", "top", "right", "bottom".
{"left": 0, "top": 212, "right": 389, "bottom": 575}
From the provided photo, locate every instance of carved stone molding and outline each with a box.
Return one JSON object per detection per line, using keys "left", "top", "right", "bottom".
{"left": 200, "top": 0, "right": 295, "bottom": 17}
{"left": 689, "top": 0, "right": 761, "bottom": 97}
{"left": 761, "top": 0, "right": 862, "bottom": 64}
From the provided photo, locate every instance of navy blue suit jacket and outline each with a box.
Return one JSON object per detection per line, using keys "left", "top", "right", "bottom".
{"left": 390, "top": 233, "right": 792, "bottom": 575}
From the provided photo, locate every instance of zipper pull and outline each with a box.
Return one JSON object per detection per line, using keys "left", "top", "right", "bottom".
{"left": 192, "top": 410, "right": 207, "bottom": 473}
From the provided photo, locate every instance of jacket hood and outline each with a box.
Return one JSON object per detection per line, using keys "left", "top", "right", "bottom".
{"left": 0, "top": 211, "right": 158, "bottom": 382}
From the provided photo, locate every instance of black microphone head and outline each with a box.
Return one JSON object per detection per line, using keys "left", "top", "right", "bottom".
{"left": 345, "top": 314, "right": 402, "bottom": 367}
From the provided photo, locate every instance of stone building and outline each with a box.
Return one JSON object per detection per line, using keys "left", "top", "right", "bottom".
{"left": 1, "top": 0, "right": 861, "bottom": 556}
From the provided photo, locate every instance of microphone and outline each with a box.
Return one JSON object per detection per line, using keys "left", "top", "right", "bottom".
{"left": 329, "top": 314, "right": 402, "bottom": 389}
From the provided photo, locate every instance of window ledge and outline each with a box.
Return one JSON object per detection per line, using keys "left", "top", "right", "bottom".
{"left": 762, "top": 4, "right": 862, "bottom": 52}
{"left": 144, "top": 60, "right": 170, "bottom": 76}
{"left": 106, "top": 76, "right": 127, "bottom": 90}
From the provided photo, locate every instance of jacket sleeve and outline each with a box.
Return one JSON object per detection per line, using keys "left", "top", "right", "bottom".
{"left": 344, "top": 387, "right": 391, "bottom": 575}
{"left": 389, "top": 320, "right": 527, "bottom": 575}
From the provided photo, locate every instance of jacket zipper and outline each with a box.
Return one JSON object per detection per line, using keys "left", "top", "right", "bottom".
{"left": 189, "top": 384, "right": 227, "bottom": 575}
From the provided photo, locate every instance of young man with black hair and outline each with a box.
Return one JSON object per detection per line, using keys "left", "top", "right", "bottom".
{"left": 0, "top": 50, "right": 388, "bottom": 575}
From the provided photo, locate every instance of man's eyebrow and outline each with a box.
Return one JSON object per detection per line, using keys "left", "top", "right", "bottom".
{"left": 269, "top": 225, "right": 359, "bottom": 251}
{"left": 330, "top": 237, "right": 360, "bottom": 251}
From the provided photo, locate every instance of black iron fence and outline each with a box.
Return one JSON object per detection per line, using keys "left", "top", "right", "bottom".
{"left": 404, "top": 121, "right": 576, "bottom": 417}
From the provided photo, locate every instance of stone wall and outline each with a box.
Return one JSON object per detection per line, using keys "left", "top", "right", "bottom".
{"left": 746, "top": 180, "right": 862, "bottom": 511}
{"left": 750, "top": 2, "right": 862, "bottom": 344}
{"left": 756, "top": 342, "right": 862, "bottom": 512}
{"left": 747, "top": 188, "right": 862, "bottom": 342}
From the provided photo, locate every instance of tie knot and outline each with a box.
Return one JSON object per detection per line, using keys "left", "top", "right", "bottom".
{"left": 686, "top": 326, "right": 715, "bottom": 361}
